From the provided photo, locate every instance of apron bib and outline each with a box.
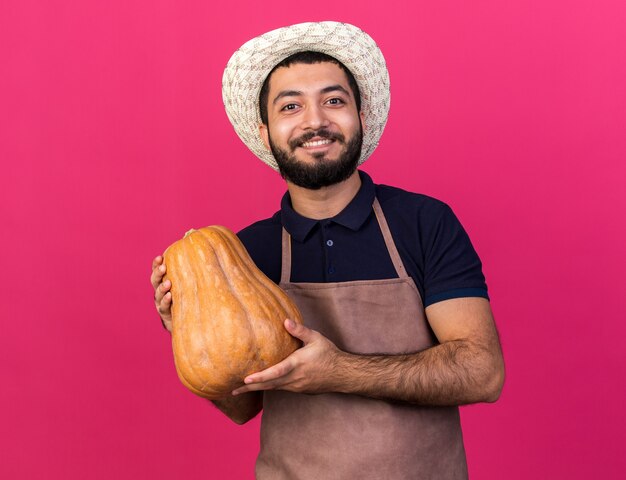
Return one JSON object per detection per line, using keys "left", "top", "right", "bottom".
{"left": 256, "top": 198, "right": 468, "bottom": 480}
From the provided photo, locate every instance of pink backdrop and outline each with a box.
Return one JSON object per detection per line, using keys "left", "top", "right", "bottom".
{"left": 2, "top": 1, "right": 625, "bottom": 478}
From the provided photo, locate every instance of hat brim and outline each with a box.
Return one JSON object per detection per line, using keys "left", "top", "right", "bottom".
{"left": 222, "top": 21, "right": 390, "bottom": 171}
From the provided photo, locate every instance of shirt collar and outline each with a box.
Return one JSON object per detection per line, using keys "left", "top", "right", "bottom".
{"left": 281, "top": 170, "right": 376, "bottom": 242}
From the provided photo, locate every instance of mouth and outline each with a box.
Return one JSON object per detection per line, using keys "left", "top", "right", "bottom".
{"left": 288, "top": 129, "right": 344, "bottom": 154}
{"left": 300, "top": 138, "right": 334, "bottom": 149}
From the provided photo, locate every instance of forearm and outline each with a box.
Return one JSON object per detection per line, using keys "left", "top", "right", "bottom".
{"left": 211, "top": 391, "right": 263, "bottom": 424}
{"left": 333, "top": 340, "right": 504, "bottom": 406}
{"left": 230, "top": 305, "right": 505, "bottom": 404}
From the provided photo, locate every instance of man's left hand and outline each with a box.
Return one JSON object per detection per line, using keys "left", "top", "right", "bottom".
{"left": 232, "top": 319, "right": 343, "bottom": 396}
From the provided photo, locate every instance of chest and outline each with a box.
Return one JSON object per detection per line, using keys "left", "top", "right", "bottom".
{"left": 290, "top": 216, "right": 401, "bottom": 282}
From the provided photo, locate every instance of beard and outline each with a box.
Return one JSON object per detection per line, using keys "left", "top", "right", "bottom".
{"left": 269, "top": 126, "right": 363, "bottom": 190}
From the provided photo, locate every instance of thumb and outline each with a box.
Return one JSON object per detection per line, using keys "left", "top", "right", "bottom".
{"left": 284, "top": 319, "right": 316, "bottom": 344}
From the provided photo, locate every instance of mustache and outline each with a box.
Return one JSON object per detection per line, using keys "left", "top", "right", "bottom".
{"left": 288, "top": 129, "right": 345, "bottom": 150}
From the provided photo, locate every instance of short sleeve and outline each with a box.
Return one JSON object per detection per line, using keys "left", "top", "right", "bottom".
{"left": 422, "top": 203, "right": 489, "bottom": 307}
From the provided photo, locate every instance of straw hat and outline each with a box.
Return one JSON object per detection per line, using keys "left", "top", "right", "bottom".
{"left": 222, "top": 21, "right": 390, "bottom": 171}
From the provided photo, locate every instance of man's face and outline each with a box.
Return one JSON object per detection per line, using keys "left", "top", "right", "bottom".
{"left": 259, "top": 62, "right": 364, "bottom": 190}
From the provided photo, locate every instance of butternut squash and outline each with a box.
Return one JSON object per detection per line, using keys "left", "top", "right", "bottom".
{"left": 163, "top": 226, "right": 302, "bottom": 399}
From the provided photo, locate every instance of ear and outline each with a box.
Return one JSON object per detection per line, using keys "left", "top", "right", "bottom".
{"left": 360, "top": 110, "right": 366, "bottom": 131}
{"left": 259, "top": 124, "right": 270, "bottom": 151}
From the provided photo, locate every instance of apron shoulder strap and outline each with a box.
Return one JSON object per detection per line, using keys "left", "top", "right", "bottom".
{"left": 280, "top": 227, "right": 292, "bottom": 284}
{"left": 373, "top": 197, "right": 409, "bottom": 279}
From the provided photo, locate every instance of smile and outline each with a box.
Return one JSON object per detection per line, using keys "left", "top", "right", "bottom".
{"left": 301, "top": 139, "right": 333, "bottom": 148}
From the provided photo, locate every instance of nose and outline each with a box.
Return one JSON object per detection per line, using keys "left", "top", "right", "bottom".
{"left": 301, "top": 104, "right": 330, "bottom": 130}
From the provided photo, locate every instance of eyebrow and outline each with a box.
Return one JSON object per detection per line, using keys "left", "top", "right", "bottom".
{"left": 272, "top": 84, "right": 351, "bottom": 105}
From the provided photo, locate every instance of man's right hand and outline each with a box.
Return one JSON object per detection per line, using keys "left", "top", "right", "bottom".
{"left": 151, "top": 255, "right": 173, "bottom": 332}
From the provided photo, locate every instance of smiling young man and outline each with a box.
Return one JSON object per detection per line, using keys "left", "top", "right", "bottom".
{"left": 258, "top": 55, "right": 366, "bottom": 221}
{"left": 151, "top": 22, "right": 504, "bottom": 479}
{"left": 260, "top": 56, "right": 364, "bottom": 190}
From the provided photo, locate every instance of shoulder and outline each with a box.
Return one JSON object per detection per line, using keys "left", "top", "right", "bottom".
{"left": 374, "top": 182, "right": 457, "bottom": 234}
{"left": 237, "top": 211, "right": 281, "bottom": 240}
{"left": 237, "top": 211, "right": 282, "bottom": 252}
{"left": 376, "top": 182, "right": 449, "bottom": 211}
{"left": 236, "top": 211, "right": 282, "bottom": 283}
{"left": 371, "top": 180, "right": 488, "bottom": 305}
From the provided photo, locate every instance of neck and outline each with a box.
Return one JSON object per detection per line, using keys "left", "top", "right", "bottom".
{"left": 286, "top": 170, "right": 362, "bottom": 220}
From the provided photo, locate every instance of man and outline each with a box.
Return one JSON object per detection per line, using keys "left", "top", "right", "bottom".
{"left": 151, "top": 22, "right": 504, "bottom": 479}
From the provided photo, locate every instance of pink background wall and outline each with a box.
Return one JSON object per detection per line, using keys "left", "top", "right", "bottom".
{"left": 2, "top": 1, "right": 625, "bottom": 478}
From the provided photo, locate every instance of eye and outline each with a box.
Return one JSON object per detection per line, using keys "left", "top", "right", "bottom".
{"left": 280, "top": 103, "right": 299, "bottom": 112}
{"left": 326, "top": 97, "right": 345, "bottom": 106}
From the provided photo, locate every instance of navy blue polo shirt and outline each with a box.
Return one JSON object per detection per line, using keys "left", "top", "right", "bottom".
{"left": 237, "top": 170, "right": 488, "bottom": 307}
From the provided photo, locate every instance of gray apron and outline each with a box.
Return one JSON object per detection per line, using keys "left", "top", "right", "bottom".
{"left": 256, "top": 198, "right": 468, "bottom": 479}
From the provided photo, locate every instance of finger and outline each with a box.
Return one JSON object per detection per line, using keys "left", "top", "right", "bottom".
{"left": 232, "top": 382, "right": 272, "bottom": 395}
{"left": 243, "top": 357, "right": 296, "bottom": 385}
{"left": 284, "top": 318, "right": 316, "bottom": 344}
{"left": 232, "top": 377, "right": 287, "bottom": 395}
{"left": 151, "top": 255, "right": 163, "bottom": 270}
{"left": 157, "top": 291, "right": 172, "bottom": 314}
{"left": 150, "top": 263, "right": 167, "bottom": 289}
{"left": 154, "top": 279, "right": 171, "bottom": 304}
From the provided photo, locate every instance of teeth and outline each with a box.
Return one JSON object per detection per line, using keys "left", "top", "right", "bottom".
{"left": 302, "top": 139, "right": 332, "bottom": 148}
